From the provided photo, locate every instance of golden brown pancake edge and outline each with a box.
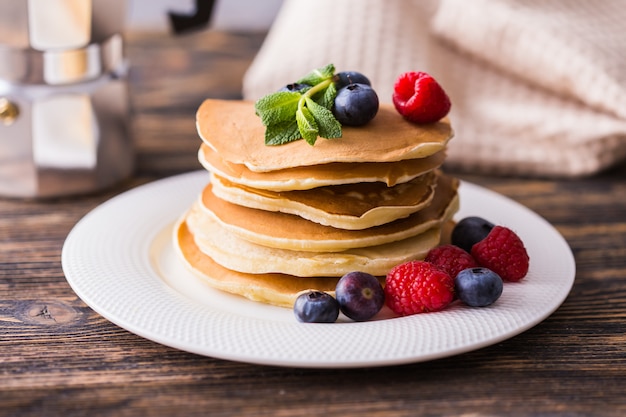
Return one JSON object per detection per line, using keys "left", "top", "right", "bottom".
{"left": 198, "top": 143, "right": 447, "bottom": 191}
{"left": 198, "top": 173, "right": 459, "bottom": 252}
{"left": 196, "top": 99, "right": 453, "bottom": 172}
{"left": 209, "top": 171, "right": 438, "bottom": 230}
{"left": 173, "top": 216, "right": 358, "bottom": 307}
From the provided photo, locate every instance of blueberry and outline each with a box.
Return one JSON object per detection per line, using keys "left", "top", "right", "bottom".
{"left": 277, "top": 83, "right": 311, "bottom": 93}
{"left": 455, "top": 267, "right": 503, "bottom": 307}
{"left": 334, "top": 71, "right": 371, "bottom": 90}
{"left": 333, "top": 83, "right": 379, "bottom": 126}
{"left": 335, "top": 271, "right": 385, "bottom": 321}
{"left": 451, "top": 216, "right": 495, "bottom": 253}
{"left": 293, "top": 291, "right": 339, "bottom": 323}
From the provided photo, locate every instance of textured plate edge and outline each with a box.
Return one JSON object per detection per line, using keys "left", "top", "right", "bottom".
{"left": 61, "top": 171, "right": 577, "bottom": 368}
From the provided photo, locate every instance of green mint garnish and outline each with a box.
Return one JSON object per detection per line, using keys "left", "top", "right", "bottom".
{"left": 254, "top": 64, "right": 342, "bottom": 146}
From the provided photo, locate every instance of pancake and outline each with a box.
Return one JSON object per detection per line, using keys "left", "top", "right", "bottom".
{"left": 174, "top": 97, "right": 460, "bottom": 308}
{"left": 198, "top": 143, "right": 446, "bottom": 191}
{"left": 209, "top": 171, "right": 437, "bottom": 230}
{"left": 186, "top": 201, "right": 443, "bottom": 277}
{"left": 196, "top": 99, "right": 453, "bottom": 172}
{"left": 198, "top": 173, "right": 459, "bottom": 252}
{"left": 174, "top": 217, "right": 349, "bottom": 308}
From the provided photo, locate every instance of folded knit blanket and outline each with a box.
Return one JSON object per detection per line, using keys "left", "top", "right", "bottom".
{"left": 242, "top": 0, "right": 626, "bottom": 177}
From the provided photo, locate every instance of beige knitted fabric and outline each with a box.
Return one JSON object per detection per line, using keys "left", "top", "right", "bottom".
{"left": 242, "top": 0, "right": 626, "bottom": 177}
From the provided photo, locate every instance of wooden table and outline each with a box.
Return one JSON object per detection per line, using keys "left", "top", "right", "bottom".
{"left": 1, "top": 30, "right": 625, "bottom": 417}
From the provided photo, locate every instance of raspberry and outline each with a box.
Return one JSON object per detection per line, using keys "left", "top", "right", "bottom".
{"left": 425, "top": 244, "right": 478, "bottom": 279}
{"left": 471, "top": 226, "right": 530, "bottom": 282}
{"left": 384, "top": 261, "right": 455, "bottom": 316}
{"left": 392, "top": 71, "right": 451, "bottom": 124}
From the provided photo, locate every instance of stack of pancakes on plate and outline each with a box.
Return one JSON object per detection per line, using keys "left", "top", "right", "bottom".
{"left": 174, "top": 99, "right": 459, "bottom": 308}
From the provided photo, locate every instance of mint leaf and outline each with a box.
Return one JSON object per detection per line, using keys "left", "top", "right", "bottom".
{"left": 297, "top": 63, "right": 335, "bottom": 87}
{"left": 264, "top": 120, "right": 300, "bottom": 146}
{"left": 254, "top": 63, "right": 344, "bottom": 146}
{"left": 296, "top": 105, "right": 319, "bottom": 145}
{"left": 254, "top": 92, "right": 300, "bottom": 126}
{"left": 305, "top": 97, "right": 341, "bottom": 139}
{"left": 313, "top": 81, "right": 337, "bottom": 109}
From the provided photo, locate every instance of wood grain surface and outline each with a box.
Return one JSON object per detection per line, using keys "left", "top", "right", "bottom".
{"left": 1, "top": 30, "right": 625, "bottom": 417}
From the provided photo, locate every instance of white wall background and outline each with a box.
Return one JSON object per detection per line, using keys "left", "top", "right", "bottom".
{"left": 128, "top": 0, "right": 283, "bottom": 31}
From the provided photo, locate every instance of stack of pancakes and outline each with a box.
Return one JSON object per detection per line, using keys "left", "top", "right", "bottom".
{"left": 174, "top": 99, "right": 459, "bottom": 308}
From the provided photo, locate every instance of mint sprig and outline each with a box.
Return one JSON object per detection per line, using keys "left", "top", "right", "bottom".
{"left": 254, "top": 64, "right": 342, "bottom": 146}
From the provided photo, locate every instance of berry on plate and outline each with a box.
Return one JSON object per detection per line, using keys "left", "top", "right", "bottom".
{"left": 384, "top": 261, "right": 455, "bottom": 316}
{"left": 471, "top": 226, "right": 530, "bottom": 282}
{"left": 392, "top": 71, "right": 451, "bottom": 124}
{"left": 425, "top": 244, "right": 478, "bottom": 279}
{"left": 455, "top": 267, "right": 503, "bottom": 307}
{"left": 335, "top": 271, "right": 385, "bottom": 321}
{"left": 451, "top": 216, "right": 495, "bottom": 253}
{"left": 293, "top": 291, "right": 340, "bottom": 323}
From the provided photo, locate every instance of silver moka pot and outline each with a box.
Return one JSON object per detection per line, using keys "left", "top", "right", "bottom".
{"left": 0, "top": 0, "right": 134, "bottom": 198}
{"left": 0, "top": 0, "right": 214, "bottom": 198}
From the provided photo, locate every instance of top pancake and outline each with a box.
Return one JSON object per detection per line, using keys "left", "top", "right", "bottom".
{"left": 196, "top": 99, "right": 453, "bottom": 172}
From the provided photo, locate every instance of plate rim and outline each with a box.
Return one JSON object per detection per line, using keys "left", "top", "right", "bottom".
{"left": 62, "top": 170, "right": 576, "bottom": 368}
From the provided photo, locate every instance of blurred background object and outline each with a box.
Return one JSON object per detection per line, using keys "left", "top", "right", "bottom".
{"left": 129, "top": 0, "right": 282, "bottom": 32}
{"left": 0, "top": 0, "right": 131, "bottom": 198}
{"left": 0, "top": 0, "right": 282, "bottom": 199}
{"left": 243, "top": 0, "right": 626, "bottom": 178}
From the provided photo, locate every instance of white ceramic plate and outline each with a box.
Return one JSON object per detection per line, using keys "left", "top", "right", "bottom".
{"left": 62, "top": 171, "right": 575, "bottom": 368}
